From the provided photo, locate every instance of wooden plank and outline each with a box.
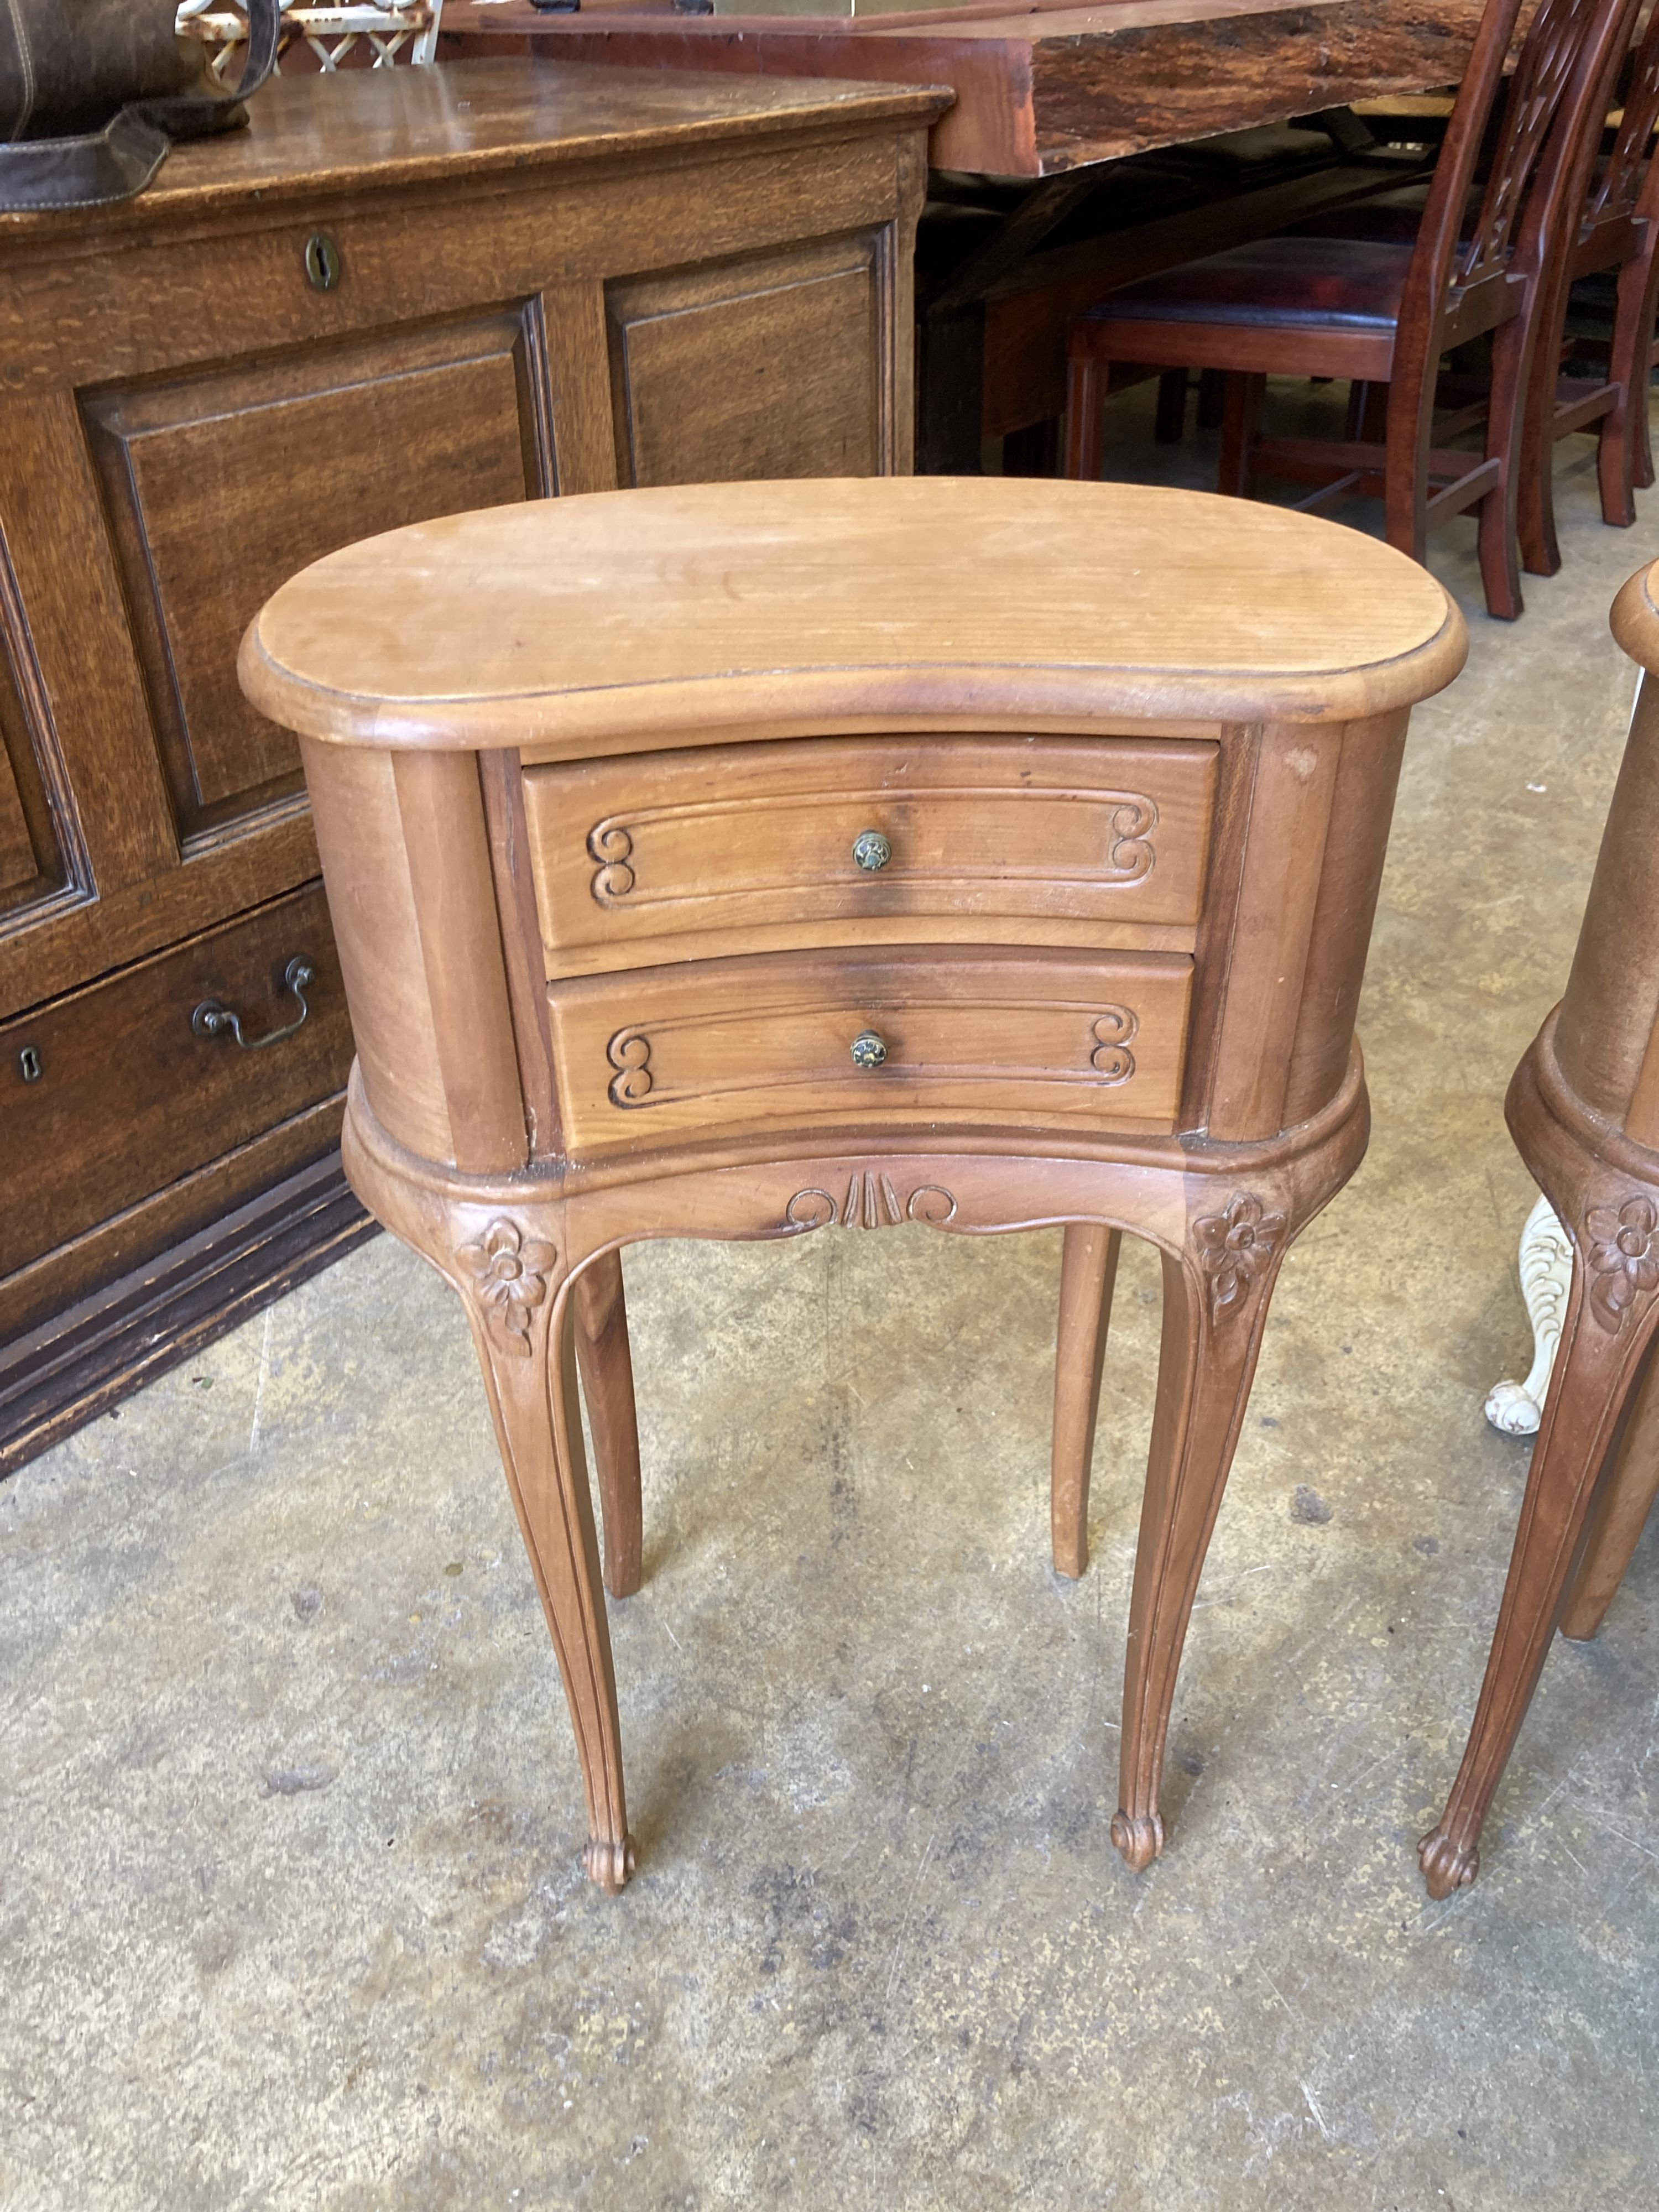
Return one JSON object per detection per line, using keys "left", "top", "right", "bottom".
{"left": 0, "top": 55, "right": 947, "bottom": 235}
{"left": 0, "top": 1143, "right": 374, "bottom": 1475}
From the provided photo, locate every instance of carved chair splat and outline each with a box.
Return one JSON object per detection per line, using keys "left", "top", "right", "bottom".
{"left": 1062, "top": 0, "right": 1632, "bottom": 622}
{"left": 1519, "top": 0, "right": 1659, "bottom": 572}
{"left": 242, "top": 477, "right": 1464, "bottom": 1892}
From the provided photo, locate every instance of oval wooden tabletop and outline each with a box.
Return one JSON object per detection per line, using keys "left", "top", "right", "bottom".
{"left": 239, "top": 477, "right": 1468, "bottom": 752}
{"left": 1612, "top": 557, "right": 1659, "bottom": 672}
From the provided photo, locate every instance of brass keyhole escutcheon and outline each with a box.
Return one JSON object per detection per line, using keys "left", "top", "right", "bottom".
{"left": 850, "top": 1029, "right": 888, "bottom": 1070}
{"left": 18, "top": 1043, "right": 41, "bottom": 1083}
{"left": 851, "top": 829, "right": 891, "bottom": 872}
{"left": 304, "top": 232, "right": 343, "bottom": 292}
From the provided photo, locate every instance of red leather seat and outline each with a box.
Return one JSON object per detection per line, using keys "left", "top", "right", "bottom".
{"left": 1076, "top": 237, "right": 1415, "bottom": 333}
{"left": 1289, "top": 181, "right": 1449, "bottom": 242}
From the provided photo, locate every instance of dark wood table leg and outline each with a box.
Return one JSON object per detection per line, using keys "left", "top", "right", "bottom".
{"left": 917, "top": 171, "right": 1104, "bottom": 474}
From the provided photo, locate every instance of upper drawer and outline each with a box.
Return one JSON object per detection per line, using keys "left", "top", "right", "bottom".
{"left": 523, "top": 734, "right": 1217, "bottom": 977}
{"left": 547, "top": 945, "right": 1192, "bottom": 1158}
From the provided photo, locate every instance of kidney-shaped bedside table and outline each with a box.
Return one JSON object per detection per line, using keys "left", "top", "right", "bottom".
{"left": 239, "top": 478, "right": 1465, "bottom": 1892}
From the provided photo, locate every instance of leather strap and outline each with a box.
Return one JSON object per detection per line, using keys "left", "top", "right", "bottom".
{"left": 0, "top": 0, "right": 282, "bottom": 213}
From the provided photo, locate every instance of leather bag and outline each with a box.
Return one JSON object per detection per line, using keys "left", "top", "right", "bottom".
{"left": 0, "top": 0, "right": 280, "bottom": 212}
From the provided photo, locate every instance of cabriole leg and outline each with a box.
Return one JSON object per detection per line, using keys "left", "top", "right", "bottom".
{"left": 1052, "top": 1223, "right": 1122, "bottom": 1578}
{"left": 1113, "top": 1191, "right": 1288, "bottom": 1870}
{"left": 454, "top": 1219, "right": 636, "bottom": 1893}
{"left": 1559, "top": 1335, "right": 1659, "bottom": 1641}
{"left": 1421, "top": 1230, "right": 1659, "bottom": 1900}
{"left": 572, "top": 1250, "right": 644, "bottom": 1600}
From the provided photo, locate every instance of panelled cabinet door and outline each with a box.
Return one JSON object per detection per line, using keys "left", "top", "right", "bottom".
{"left": 606, "top": 235, "right": 889, "bottom": 487}
{"left": 82, "top": 310, "right": 546, "bottom": 864}
{"left": 0, "top": 218, "right": 904, "bottom": 1027}
{"left": 0, "top": 301, "right": 556, "bottom": 1026}
{"left": 0, "top": 546, "right": 82, "bottom": 942}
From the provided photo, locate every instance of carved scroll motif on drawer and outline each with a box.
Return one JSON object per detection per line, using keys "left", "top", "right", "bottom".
{"left": 523, "top": 735, "right": 1219, "bottom": 977}
{"left": 583, "top": 789, "right": 1159, "bottom": 904}
{"left": 548, "top": 949, "right": 1192, "bottom": 1155}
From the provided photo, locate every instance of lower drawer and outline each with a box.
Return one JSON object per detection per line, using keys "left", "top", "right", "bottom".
{"left": 548, "top": 947, "right": 1192, "bottom": 1156}
{"left": 0, "top": 884, "right": 353, "bottom": 1281}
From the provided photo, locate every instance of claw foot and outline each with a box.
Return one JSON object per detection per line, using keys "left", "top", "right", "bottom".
{"left": 581, "top": 1835, "right": 638, "bottom": 1893}
{"left": 1110, "top": 1809, "right": 1165, "bottom": 1871}
{"left": 1418, "top": 1826, "right": 1478, "bottom": 1900}
{"left": 1484, "top": 1196, "right": 1572, "bottom": 1436}
{"left": 1483, "top": 1378, "right": 1543, "bottom": 1436}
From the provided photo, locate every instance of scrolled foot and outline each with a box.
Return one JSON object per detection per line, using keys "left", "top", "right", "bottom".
{"left": 1417, "top": 1826, "right": 1478, "bottom": 1900}
{"left": 581, "top": 1834, "right": 638, "bottom": 1893}
{"left": 1110, "top": 1809, "right": 1164, "bottom": 1871}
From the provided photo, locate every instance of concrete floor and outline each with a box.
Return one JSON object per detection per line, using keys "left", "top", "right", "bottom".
{"left": 6, "top": 402, "right": 1659, "bottom": 2212}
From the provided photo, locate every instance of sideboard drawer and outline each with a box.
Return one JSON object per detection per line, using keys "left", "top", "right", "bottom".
{"left": 547, "top": 947, "right": 1192, "bottom": 1156}
{"left": 523, "top": 735, "right": 1218, "bottom": 977}
{"left": 0, "top": 886, "right": 352, "bottom": 1282}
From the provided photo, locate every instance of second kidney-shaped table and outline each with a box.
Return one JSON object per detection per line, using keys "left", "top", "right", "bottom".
{"left": 240, "top": 477, "right": 1464, "bottom": 1892}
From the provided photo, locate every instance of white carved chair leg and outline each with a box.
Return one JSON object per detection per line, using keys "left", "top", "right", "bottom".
{"left": 1485, "top": 1193, "right": 1575, "bottom": 1435}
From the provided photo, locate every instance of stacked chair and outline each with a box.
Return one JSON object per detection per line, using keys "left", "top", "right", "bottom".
{"left": 1287, "top": 1, "right": 1659, "bottom": 582}
{"left": 1063, "top": 0, "right": 1646, "bottom": 620}
{"left": 1521, "top": 7, "right": 1659, "bottom": 573}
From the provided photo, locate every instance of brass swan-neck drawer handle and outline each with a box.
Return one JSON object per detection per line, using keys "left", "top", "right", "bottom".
{"left": 851, "top": 829, "right": 891, "bottom": 872}
{"left": 192, "top": 957, "right": 315, "bottom": 1052}
{"left": 850, "top": 1029, "right": 888, "bottom": 1070}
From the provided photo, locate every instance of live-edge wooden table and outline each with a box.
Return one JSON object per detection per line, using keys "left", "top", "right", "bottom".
{"left": 241, "top": 475, "right": 1464, "bottom": 1891}
{"left": 442, "top": 0, "right": 1488, "bottom": 179}
{"left": 442, "top": 0, "right": 1493, "bottom": 465}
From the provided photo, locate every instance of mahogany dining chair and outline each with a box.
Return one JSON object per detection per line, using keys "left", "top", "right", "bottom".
{"left": 1519, "top": 5, "right": 1659, "bottom": 573}
{"left": 1289, "top": 0, "right": 1659, "bottom": 576}
{"left": 1062, "top": 0, "right": 1629, "bottom": 622}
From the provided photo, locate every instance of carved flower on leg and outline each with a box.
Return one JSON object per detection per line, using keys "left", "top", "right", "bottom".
{"left": 1193, "top": 1192, "right": 1286, "bottom": 1322}
{"left": 458, "top": 1217, "right": 556, "bottom": 1358}
{"left": 1585, "top": 1196, "right": 1659, "bottom": 1333}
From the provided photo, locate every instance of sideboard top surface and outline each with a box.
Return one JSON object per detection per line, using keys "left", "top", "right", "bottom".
{"left": 241, "top": 476, "right": 1468, "bottom": 751}
{"left": 0, "top": 58, "right": 948, "bottom": 239}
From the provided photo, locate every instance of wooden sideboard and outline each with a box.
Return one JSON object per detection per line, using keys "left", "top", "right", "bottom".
{"left": 0, "top": 58, "right": 943, "bottom": 1468}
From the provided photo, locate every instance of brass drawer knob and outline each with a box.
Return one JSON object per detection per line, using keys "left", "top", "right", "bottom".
{"left": 851, "top": 830, "right": 891, "bottom": 873}
{"left": 850, "top": 1029, "right": 888, "bottom": 1070}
